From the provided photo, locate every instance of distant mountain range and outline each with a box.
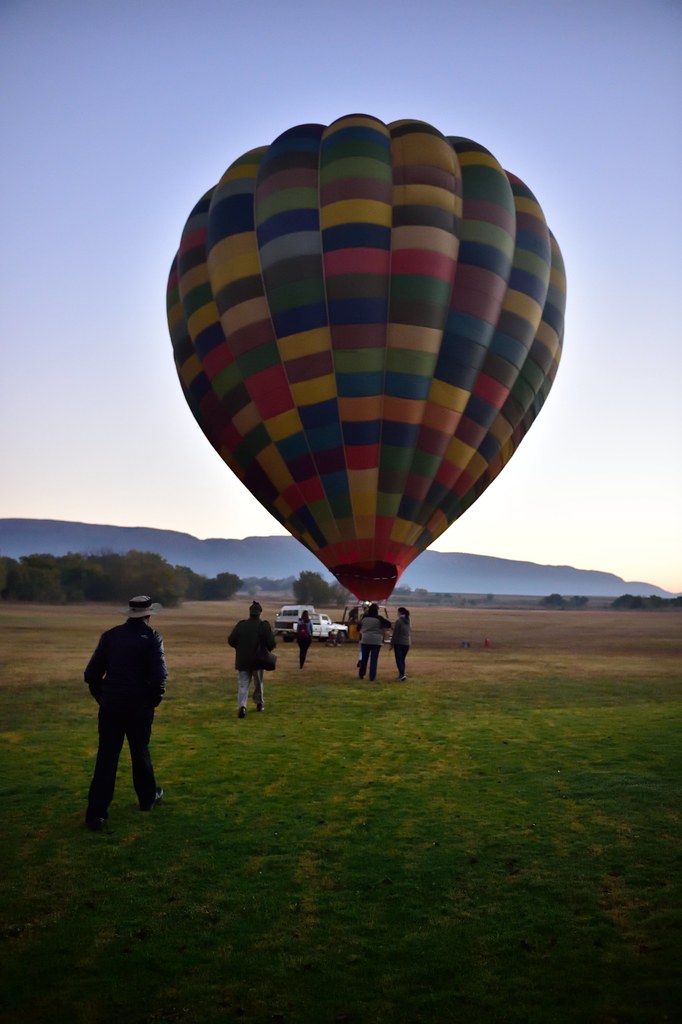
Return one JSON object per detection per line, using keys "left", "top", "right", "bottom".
{"left": 0, "top": 518, "right": 676, "bottom": 598}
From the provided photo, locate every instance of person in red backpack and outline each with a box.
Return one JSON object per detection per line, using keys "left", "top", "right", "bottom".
{"left": 296, "top": 610, "right": 313, "bottom": 668}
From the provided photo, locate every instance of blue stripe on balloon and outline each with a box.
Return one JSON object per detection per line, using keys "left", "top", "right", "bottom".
{"left": 323, "top": 223, "right": 391, "bottom": 251}
{"left": 336, "top": 371, "right": 384, "bottom": 397}
{"left": 433, "top": 347, "right": 481, "bottom": 391}
{"left": 257, "top": 208, "right": 320, "bottom": 247}
{"left": 277, "top": 432, "right": 310, "bottom": 461}
{"left": 515, "top": 228, "right": 550, "bottom": 261}
{"left": 304, "top": 424, "right": 344, "bottom": 451}
{"left": 382, "top": 420, "right": 420, "bottom": 446}
{"left": 298, "top": 399, "right": 338, "bottom": 428}
{"left": 457, "top": 241, "right": 511, "bottom": 278}
{"left": 323, "top": 124, "right": 391, "bottom": 149}
{"left": 478, "top": 434, "right": 501, "bottom": 462}
{"left": 194, "top": 321, "right": 225, "bottom": 359}
{"left": 188, "top": 375, "right": 211, "bottom": 403}
{"left": 272, "top": 303, "right": 327, "bottom": 337}
{"left": 508, "top": 266, "right": 548, "bottom": 305}
{"left": 488, "top": 331, "right": 528, "bottom": 368}
{"left": 343, "top": 420, "right": 381, "bottom": 444}
{"left": 207, "top": 194, "right": 254, "bottom": 244}
{"left": 320, "top": 470, "right": 350, "bottom": 498}
{"left": 327, "top": 297, "right": 387, "bottom": 325}
{"left": 464, "top": 394, "right": 499, "bottom": 430}
{"left": 384, "top": 372, "right": 431, "bottom": 400}
{"left": 442, "top": 311, "right": 495, "bottom": 348}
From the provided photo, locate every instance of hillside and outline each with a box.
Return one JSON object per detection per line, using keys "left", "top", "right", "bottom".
{"left": 1, "top": 519, "right": 675, "bottom": 598}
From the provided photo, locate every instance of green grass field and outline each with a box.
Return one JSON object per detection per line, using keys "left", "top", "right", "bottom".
{"left": 1, "top": 602, "right": 680, "bottom": 1023}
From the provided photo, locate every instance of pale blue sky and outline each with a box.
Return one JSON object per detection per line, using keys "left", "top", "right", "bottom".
{"left": 1, "top": 0, "right": 680, "bottom": 592}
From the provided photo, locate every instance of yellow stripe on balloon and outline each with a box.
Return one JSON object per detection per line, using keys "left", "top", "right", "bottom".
{"left": 291, "top": 374, "right": 337, "bottom": 407}
{"left": 320, "top": 199, "right": 392, "bottom": 229}
{"left": 444, "top": 436, "right": 476, "bottom": 469}
{"left": 390, "top": 517, "right": 419, "bottom": 544}
{"left": 232, "top": 402, "right": 263, "bottom": 436}
{"left": 386, "top": 325, "right": 443, "bottom": 354}
{"left": 178, "top": 354, "right": 202, "bottom": 389}
{"left": 188, "top": 303, "right": 220, "bottom": 338}
{"left": 207, "top": 233, "right": 259, "bottom": 293}
{"left": 278, "top": 327, "right": 331, "bottom": 360}
{"left": 504, "top": 289, "right": 542, "bottom": 326}
{"left": 456, "top": 149, "right": 500, "bottom": 170}
{"left": 265, "top": 407, "right": 303, "bottom": 442}
{"left": 514, "top": 196, "right": 545, "bottom": 218}
{"left": 392, "top": 183, "right": 457, "bottom": 211}
{"left": 352, "top": 513, "right": 377, "bottom": 539}
{"left": 220, "top": 296, "right": 271, "bottom": 335}
{"left": 273, "top": 495, "right": 294, "bottom": 520}
{"left": 427, "top": 379, "right": 470, "bottom": 413}
{"left": 461, "top": 449, "right": 488, "bottom": 482}
{"left": 257, "top": 444, "right": 294, "bottom": 487}
{"left": 536, "top": 320, "right": 562, "bottom": 361}
{"left": 390, "top": 225, "right": 458, "bottom": 256}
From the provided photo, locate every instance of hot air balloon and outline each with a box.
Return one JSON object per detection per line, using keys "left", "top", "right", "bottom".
{"left": 167, "top": 114, "right": 566, "bottom": 600}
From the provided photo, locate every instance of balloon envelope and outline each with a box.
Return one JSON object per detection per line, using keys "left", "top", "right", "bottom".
{"left": 167, "top": 115, "right": 566, "bottom": 600}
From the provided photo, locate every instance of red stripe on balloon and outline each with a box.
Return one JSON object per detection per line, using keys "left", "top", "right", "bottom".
{"left": 324, "top": 249, "right": 390, "bottom": 276}
{"left": 248, "top": 365, "right": 294, "bottom": 418}
{"left": 390, "top": 249, "right": 455, "bottom": 282}
{"left": 203, "top": 344, "right": 235, "bottom": 378}
{"left": 345, "top": 444, "right": 380, "bottom": 469}
{"left": 473, "top": 372, "right": 510, "bottom": 409}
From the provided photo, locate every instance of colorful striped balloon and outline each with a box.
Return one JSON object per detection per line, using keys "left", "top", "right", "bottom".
{"left": 167, "top": 115, "right": 566, "bottom": 600}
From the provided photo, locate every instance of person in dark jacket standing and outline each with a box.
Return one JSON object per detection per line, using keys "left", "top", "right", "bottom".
{"left": 228, "top": 601, "right": 276, "bottom": 718}
{"left": 296, "top": 609, "right": 313, "bottom": 668}
{"left": 391, "top": 607, "right": 411, "bottom": 681}
{"left": 84, "top": 595, "right": 167, "bottom": 832}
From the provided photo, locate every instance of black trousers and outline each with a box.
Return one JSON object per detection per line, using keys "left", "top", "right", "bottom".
{"left": 297, "top": 637, "right": 312, "bottom": 668}
{"left": 87, "top": 705, "right": 157, "bottom": 817}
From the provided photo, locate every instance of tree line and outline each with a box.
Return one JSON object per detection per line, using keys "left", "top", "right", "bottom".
{"left": 1, "top": 551, "right": 679, "bottom": 609}
{"left": 0, "top": 551, "right": 242, "bottom": 606}
{"left": 0, "top": 554, "right": 356, "bottom": 607}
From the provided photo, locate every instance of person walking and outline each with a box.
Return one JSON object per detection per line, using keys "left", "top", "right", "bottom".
{"left": 84, "top": 595, "right": 167, "bottom": 832}
{"left": 228, "top": 601, "right": 276, "bottom": 718}
{"left": 391, "top": 607, "right": 411, "bottom": 680}
{"left": 358, "top": 603, "right": 391, "bottom": 682}
{"left": 296, "top": 609, "right": 313, "bottom": 668}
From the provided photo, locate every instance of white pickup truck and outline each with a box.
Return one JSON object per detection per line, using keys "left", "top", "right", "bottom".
{"left": 275, "top": 605, "right": 348, "bottom": 642}
{"left": 310, "top": 613, "right": 348, "bottom": 643}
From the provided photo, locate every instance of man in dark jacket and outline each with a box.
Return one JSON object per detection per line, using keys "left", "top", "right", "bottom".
{"left": 84, "top": 595, "right": 168, "bottom": 831}
{"left": 228, "top": 601, "right": 276, "bottom": 718}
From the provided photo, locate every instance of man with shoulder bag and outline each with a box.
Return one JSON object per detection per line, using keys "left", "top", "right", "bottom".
{"left": 228, "top": 601, "right": 276, "bottom": 718}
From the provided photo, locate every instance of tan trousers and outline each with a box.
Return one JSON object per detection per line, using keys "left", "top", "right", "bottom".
{"left": 237, "top": 669, "right": 264, "bottom": 709}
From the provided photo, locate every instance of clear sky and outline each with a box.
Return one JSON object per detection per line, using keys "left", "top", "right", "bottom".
{"left": 2, "top": 0, "right": 680, "bottom": 593}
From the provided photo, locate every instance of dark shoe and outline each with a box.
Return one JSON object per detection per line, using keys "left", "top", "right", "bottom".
{"left": 85, "top": 815, "right": 105, "bottom": 832}
{"left": 140, "top": 787, "right": 164, "bottom": 812}
{"left": 256, "top": 703, "right": 264, "bottom": 712}
{"left": 238, "top": 706, "right": 246, "bottom": 718}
